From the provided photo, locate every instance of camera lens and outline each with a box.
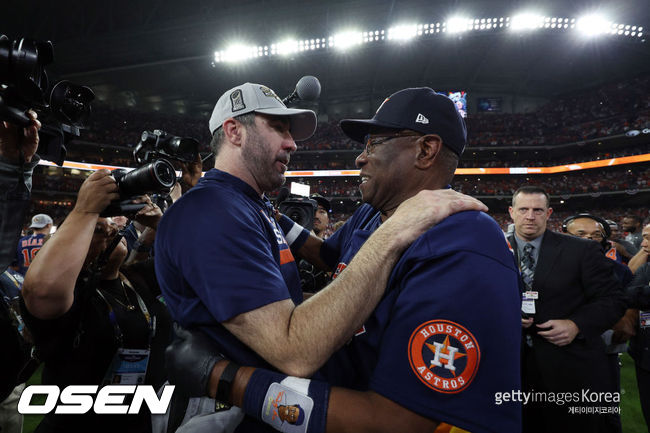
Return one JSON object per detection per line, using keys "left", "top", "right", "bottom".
{"left": 116, "top": 159, "right": 176, "bottom": 197}
{"left": 152, "top": 159, "right": 176, "bottom": 186}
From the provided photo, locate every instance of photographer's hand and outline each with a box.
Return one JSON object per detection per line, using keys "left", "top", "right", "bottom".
{"left": 0, "top": 110, "right": 41, "bottom": 164}
{"left": 74, "top": 169, "right": 120, "bottom": 214}
{"left": 132, "top": 195, "right": 163, "bottom": 229}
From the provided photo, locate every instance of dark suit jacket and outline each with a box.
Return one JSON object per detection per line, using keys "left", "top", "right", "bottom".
{"left": 627, "top": 263, "right": 650, "bottom": 371}
{"left": 509, "top": 230, "right": 626, "bottom": 393}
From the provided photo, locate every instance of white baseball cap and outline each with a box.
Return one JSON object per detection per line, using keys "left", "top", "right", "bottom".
{"left": 30, "top": 214, "right": 53, "bottom": 229}
{"left": 209, "top": 83, "right": 317, "bottom": 141}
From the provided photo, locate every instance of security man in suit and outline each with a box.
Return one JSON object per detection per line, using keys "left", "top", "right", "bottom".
{"left": 507, "top": 185, "right": 627, "bottom": 433}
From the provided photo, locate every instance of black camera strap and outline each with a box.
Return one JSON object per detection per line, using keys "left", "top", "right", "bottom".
{"left": 72, "top": 229, "right": 127, "bottom": 349}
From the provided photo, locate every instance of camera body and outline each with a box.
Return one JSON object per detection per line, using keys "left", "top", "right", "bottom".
{"left": 100, "top": 159, "right": 177, "bottom": 217}
{"left": 278, "top": 196, "right": 317, "bottom": 231}
{"left": 0, "top": 35, "right": 94, "bottom": 166}
{"left": 101, "top": 128, "right": 202, "bottom": 217}
{"left": 134, "top": 129, "right": 199, "bottom": 165}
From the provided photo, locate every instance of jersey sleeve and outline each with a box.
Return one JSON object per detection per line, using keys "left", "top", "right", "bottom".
{"left": 161, "top": 190, "right": 292, "bottom": 322}
{"left": 320, "top": 204, "right": 377, "bottom": 268}
{"left": 369, "top": 249, "right": 522, "bottom": 433}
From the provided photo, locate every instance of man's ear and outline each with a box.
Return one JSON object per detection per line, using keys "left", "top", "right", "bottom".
{"left": 414, "top": 134, "right": 443, "bottom": 170}
{"left": 222, "top": 118, "right": 244, "bottom": 147}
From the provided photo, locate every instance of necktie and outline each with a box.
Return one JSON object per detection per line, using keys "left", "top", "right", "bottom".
{"left": 520, "top": 243, "right": 536, "bottom": 290}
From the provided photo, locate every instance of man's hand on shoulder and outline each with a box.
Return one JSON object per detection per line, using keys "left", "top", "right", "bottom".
{"left": 536, "top": 319, "right": 579, "bottom": 346}
{"left": 383, "top": 189, "right": 488, "bottom": 249}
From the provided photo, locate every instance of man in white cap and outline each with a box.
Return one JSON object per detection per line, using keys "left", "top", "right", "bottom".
{"left": 154, "top": 82, "right": 485, "bottom": 431}
{"left": 14, "top": 214, "right": 53, "bottom": 275}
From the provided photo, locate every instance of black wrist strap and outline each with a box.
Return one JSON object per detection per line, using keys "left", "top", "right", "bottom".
{"left": 215, "top": 361, "right": 240, "bottom": 411}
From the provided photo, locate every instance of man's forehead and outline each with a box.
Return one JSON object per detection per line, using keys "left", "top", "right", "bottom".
{"left": 570, "top": 218, "right": 602, "bottom": 230}
{"left": 514, "top": 193, "right": 547, "bottom": 207}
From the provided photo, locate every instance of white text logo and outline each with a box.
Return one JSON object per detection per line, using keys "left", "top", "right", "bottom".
{"left": 17, "top": 385, "right": 174, "bottom": 415}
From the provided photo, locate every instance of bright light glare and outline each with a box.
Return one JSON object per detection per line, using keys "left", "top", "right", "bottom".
{"left": 447, "top": 17, "right": 472, "bottom": 33}
{"left": 511, "top": 13, "right": 544, "bottom": 30}
{"left": 576, "top": 14, "right": 611, "bottom": 36}
{"left": 220, "top": 44, "right": 258, "bottom": 63}
{"left": 387, "top": 24, "right": 417, "bottom": 40}
{"left": 332, "top": 31, "right": 363, "bottom": 50}
{"left": 275, "top": 39, "right": 299, "bottom": 55}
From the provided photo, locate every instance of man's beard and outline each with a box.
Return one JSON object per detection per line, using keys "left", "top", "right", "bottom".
{"left": 242, "top": 127, "right": 286, "bottom": 193}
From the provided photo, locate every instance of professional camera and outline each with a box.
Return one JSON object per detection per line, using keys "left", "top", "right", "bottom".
{"left": 298, "top": 259, "right": 331, "bottom": 293}
{"left": 102, "top": 128, "right": 202, "bottom": 217}
{"left": 278, "top": 195, "right": 317, "bottom": 231}
{"left": 100, "top": 159, "right": 176, "bottom": 217}
{"left": 134, "top": 129, "right": 200, "bottom": 164}
{"left": 0, "top": 35, "right": 94, "bottom": 166}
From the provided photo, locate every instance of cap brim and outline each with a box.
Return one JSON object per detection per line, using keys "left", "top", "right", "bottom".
{"left": 312, "top": 197, "right": 330, "bottom": 211}
{"left": 29, "top": 224, "right": 46, "bottom": 228}
{"left": 256, "top": 107, "right": 317, "bottom": 141}
{"left": 339, "top": 118, "right": 406, "bottom": 143}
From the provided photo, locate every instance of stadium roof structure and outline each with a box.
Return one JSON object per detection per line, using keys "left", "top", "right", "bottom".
{"left": 2, "top": 0, "right": 650, "bottom": 119}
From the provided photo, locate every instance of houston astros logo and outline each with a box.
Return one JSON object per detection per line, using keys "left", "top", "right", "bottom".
{"left": 408, "top": 319, "right": 480, "bottom": 394}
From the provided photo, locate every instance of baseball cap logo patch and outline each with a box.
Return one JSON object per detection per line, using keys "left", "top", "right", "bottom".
{"left": 259, "top": 86, "right": 283, "bottom": 104}
{"left": 415, "top": 113, "right": 429, "bottom": 124}
{"left": 230, "top": 89, "right": 246, "bottom": 112}
{"left": 408, "top": 319, "right": 480, "bottom": 394}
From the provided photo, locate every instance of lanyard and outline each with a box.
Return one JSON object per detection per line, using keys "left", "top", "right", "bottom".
{"left": 95, "top": 275, "right": 155, "bottom": 347}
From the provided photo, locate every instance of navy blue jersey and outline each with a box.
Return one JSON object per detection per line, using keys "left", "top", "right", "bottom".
{"left": 15, "top": 233, "right": 45, "bottom": 275}
{"left": 155, "top": 169, "right": 303, "bottom": 368}
{"left": 320, "top": 204, "right": 522, "bottom": 433}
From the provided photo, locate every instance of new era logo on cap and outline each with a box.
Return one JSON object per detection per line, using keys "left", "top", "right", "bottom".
{"left": 339, "top": 87, "right": 467, "bottom": 156}
{"left": 208, "top": 82, "right": 317, "bottom": 142}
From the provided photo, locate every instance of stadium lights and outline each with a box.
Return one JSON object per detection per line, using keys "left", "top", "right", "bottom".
{"left": 446, "top": 17, "right": 472, "bottom": 33}
{"left": 214, "top": 44, "right": 260, "bottom": 63}
{"left": 576, "top": 14, "right": 611, "bottom": 37}
{"left": 511, "top": 13, "right": 544, "bottom": 31}
{"left": 212, "top": 14, "right": 644, "bottom": 64}
{"left": 331, "top": 31, "right": 363, "bottom": 50}
{"left": 273, "top": 39, "right": 299, "bottom": 56}
{"left": 387, "top": 24, "right": 418, "bottom": 41}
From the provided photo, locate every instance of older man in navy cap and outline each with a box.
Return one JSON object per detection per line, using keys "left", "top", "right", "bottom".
{"left": 167, "top": 87, "right": 521, "bottom": 433}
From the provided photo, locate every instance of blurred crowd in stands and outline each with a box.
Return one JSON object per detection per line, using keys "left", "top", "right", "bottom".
{"left": 74, "top": 74, "right": 650, "bottom": 155}
{"left": 21, "top": 73, "right": 650, "bottom": 238}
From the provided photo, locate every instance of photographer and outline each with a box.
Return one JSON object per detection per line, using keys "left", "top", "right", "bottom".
{"left": 310, "top": 193, "right": 330, "bottom": 239}
{"left": 0, "top": 110, "right": 40, "bottom": 274}
{"left": 20, "top": 169, "right": 173, "bottom": 433}
{"left": 0, "top": 109, "right": 40, "bottom": 433}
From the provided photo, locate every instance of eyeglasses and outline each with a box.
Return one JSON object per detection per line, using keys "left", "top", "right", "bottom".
{"left": 363, "top": 131, "right": 422, "bottom": 155}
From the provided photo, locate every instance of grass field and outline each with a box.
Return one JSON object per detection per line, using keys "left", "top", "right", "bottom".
{"left": 20, "top": 353, "right": 647, "bottom": 432}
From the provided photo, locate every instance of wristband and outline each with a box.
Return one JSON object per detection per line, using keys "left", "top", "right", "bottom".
{"left": 215, "top": 361, "right": 240, "bottom": 411}
{"left": 278, "top": 215, "right": 310, "bottom": 249}
{"left": 243, "top": 368, "right": 329, "bottom": 433}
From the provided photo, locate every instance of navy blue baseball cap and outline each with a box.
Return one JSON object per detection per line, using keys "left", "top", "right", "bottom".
{"left": 339, "top": 87, "right": 467, "bottom": 156}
